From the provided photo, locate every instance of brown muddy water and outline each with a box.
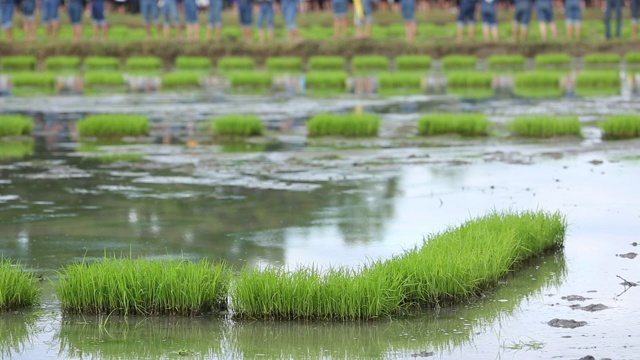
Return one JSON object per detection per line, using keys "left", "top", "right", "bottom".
{"left": 0, "top": 91, "right": 639, "bottom": 359}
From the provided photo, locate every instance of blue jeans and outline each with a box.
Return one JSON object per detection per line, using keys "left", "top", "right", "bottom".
{"left": 140, "top": 0, "right": 159, "bottom": 24}
{"left": 457, "top": 0, "right": 476, "bottom": 26}
{"left": 238, "top": 0, "right": 252, "bottom": 26}
{"left": 536, "top": 0, "right": 553, "bottom": 22}
{"left": 604, "top": 0, "right": 622, "bottom": 38}
{"left": 281, "top": 0, "right": 298, "bottom": 29}
{"left": 208, "top": 0, "right": 223, "bottom": 26}
{"left": 91, "top": 0, "right": 106, "bottom": 25}
{"left": 481, "top": 0, "right": 496, "bottom": 25}
{"left": 400, "top": 0, "right": 415, "bottom": 21}
{"left": 162, "top": 0, "right": 180, "bottom": 25}
{"left": 256, "top": 1, "right": 273, "bottom": 28}
{"left": 41, "top": 0, "right": 60, "bottom": 23}
{"left": 332, "top": 0, "right": 347, "bottom": 16}
{"left": 514, "top": 0, "right": 532, "bottom": 27}
{"left": 183, "top": 0, "right": 198, "bottom": 23}
{"left": 631, "top": 0, "right": 640, "bottom": 22}
{"left": 1, "top": 0, "right": 14, "bottom": 29}
{"left": 21, "top": 0, "right": 36, "bottom": 19}
{"left": 68, "top": 0, "right": 83, "bottom": 25}
{"left": 565, "top": 0, "right": 581, "bottom": 23}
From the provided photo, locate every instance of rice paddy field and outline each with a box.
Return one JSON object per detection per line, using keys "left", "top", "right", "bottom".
{"left": 1, "top": 10, "right": 640, "bottom": 358}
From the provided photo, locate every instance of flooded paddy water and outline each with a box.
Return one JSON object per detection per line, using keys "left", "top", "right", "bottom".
{"left": 0, "top": 90, "right": 639, "bottom": 359}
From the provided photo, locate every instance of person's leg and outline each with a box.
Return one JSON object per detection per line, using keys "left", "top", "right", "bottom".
{"left": 615, "top": 0, "right": 621, "bottom": 37}
{"left": 401, "top": 0, "right": 416, "bottom": 41}
{"left": 632, "top": 0, "right": 640, "bottom": 39}
{"left": 267, "top": 2, "right": 274, "bottom": 41}
{"left": 604, "top": 0, "right": 612, "bottom": 38}
{"left": 1, "top": 0, "right": 15, "bottom": 41}
{"left": 140, "top": 0, "right": 152, "bottom": 37}
{"left": 491, "top": 23, "right": 498, "bottom": 41}
{"left": 207, "top": 0, "right": 223, "bottom": 39}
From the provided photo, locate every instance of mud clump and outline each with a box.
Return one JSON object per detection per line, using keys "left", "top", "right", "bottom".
{"left": 410, "top": 351, "right": 434, "bottom": 357}
{"left": 562, "top": 295, "right": 591, "bottom": 301}
{"left": 548, "top": 318, "right": 587, "bottom": 328}
{"left": 578, "top": 304, "right": 609, "bottom": 312}
{"left": 616, "top": 252, "right": 637, "bottom": 259}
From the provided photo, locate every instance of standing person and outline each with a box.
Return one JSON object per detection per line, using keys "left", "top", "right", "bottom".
{"left": 631, "top": 0, "right": 640, "bottom": 39}
{"left": 255, "top": 0, "right": 274, "bottom": 43}
{"left": 207, "top": 0, "right": 223, "bottom": 39}
{"left": 536, "top": 0, "right": 557, "bottom": 41}
{"left": 604, "top": 0, "right": 622, "bottom": 39}
{"left": 400, "top": 0, "right": 416, "bottom": 42}
{"left": 331, "top": 0, "right": 347, "bottom": 38}
{"left": 41, "top": 0, "right": 60, "bottom": 39}
{"left": 162, "top": 0, "right": 183, "bottom": 39}
{"left": 480, "top": 0, "right": 498, "bottom": 42}
{"left": 90, "top": 0, "right": 108, "bottom": 40}
{"left": 281, "top": 0, "right": 299, "bottom": 42}
{"left": 237, "top": 0, "right": 253, "bottom": 41}
{"left": 511, "top": 0, "right": 532, "bottom": 41}
{"left": 456, "top": 0, "right": 476, "bottom": 42}
{"left": 0, "top": 0, "right": 15, "bottom": 41}
{"left": 354, "top": 0, "right": 373, "bottom": 38}
{"left": 564, "top": 0, "right": 582, "bottom": 40}
{"left": 21, "top": 0, "right": 37, "bottom": 41}
{"left": 183, "top": 0, "right": 199, "bottom": 40}
{"left": 68, "top": 0, "right": 85, "bottom": 41}
{"left": 140, "top": 0, "right": 162, "bottom": 38}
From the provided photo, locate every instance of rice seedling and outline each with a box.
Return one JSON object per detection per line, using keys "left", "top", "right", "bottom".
{"left": 534, "top": 53, "right": 572, "bottom": 68}
{"left": 304, "top": 72, "right": 347, "bottom": 90}
{"left": 10, "top": 72, "right": 56, "bottom": 90}
{"left": 307, "top": 113, "right": 380, "bottom": 137}
{"left": 394, "top": 55, "right": 432, "bottom": 72}
{"left": 161, "top": 72, "right": 203, "bottom": 89}
{"left": 174, "top": 56, "right": 212, "bottom": 71}
{"left": 217, "top": 57, "right": 255, "bottom": 72}
{"left": 508, "top": 115, "right": 582, "bottom": 138}
{"left": 211, "top": 114, "right": 265, "bottom": 137}
{"left": 417, "top": 113, "right": 489, "bottom": 136}
{"left": 0, "top": 114, "right": 33, "bottom": 137}
{"left": 83, "top": 56, "right": 121, "bottom": 70}
{"left": 0, "top": 56, "right": 37, "bottom": 71}
{"left": 83, "top": 71, "right": 125, "bottom": 86}
{"left": 351, "top": 55, "right": 389, "bottom": 74}
{"left": 76, "top": 114, "right": 149, "bottom": 139}
{"left": 486, "top": 54, "right": 526, "bottom": 69}
{"left": 56, "top": 257, "right": 231, "bottom": 315}
{"left": 583, "top": 53, "right": 621, "bottom": 67}
{"left": 0, "top": 140, "right": 34, "bottom": 159}
{"left": 44, "top": 56, "right": 81, "bottom": 70}
{"left": 599, "top": 114, "right": 640, "bottom": 139}
{"left": 265, "top": 57, "right": 303, "bottom": 72}
{"left": 574, "top": 71, "right": 620, "bottom": 95}
{"left": 0, "top": 258, "right": 40, "bottom": 311}
{"left": 307, "top": 56, "right": 346, "bottom": 72}
{"left": 440, "top": 55, "right": 477, "bottom": 70}
{"left": 227, "top": 72, "right": 272, "bottom": 89}
{"left": 446, "top": 72, "right": 492, "bottom": 88}
{"left": 125, "top": 56, "right": 163, "bottom": 71}
{"left": 378, "top": 73, "right": 423, "bottom": 95}
{"left": 625, "top": 52, "right": 640, "bottom": 65}
{"left": 514, "top": 71, "right": 562, "bottom": 88}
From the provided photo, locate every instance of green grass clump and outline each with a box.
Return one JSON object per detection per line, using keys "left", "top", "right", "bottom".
{"left": 0, "top": 114, "right": 33, "bottom": 137}
{"left": 583, "top": 53, "right": 621, "bottom": 67}
{"left": 211, "top": 114, "right": 265, "bottom": 137}
{"left": 217, "top": 57, "right": 255, "bottom": 72}
{"left": 441, "top": 55, "right": 477, "bottom": 70}
{"left": 56, "top": 257, "right": 230, "bottom": 315}
{"left": 10, "top": 72, "right": 56, "bottom": 88}
{"left": 378, "top": 73, "right": 423, "bottom": 94}
{"left": 0, "top": 140, "right": 34, "bottom": 159}
{"left": 265, "top": 57, "right": 303, "bottom": 72}
{"left": 161, "top": 72, "right": 202, "bottom": 89}
{"left": 0, "top": 258, "right": 40, "bottom": 311}
{"left": 125, "top": 56, "right": 163, "bottom": 70}
{"left": 534, "top": 53, "right": 572, "bottom": 68}
{"left": 174, "top": 56, "right": 212, "bottom": 70}
{"left": 84, "top": 56, "right": 121, "bottom": 70}
{"left": 307, "top": 113, "right": 380, "bottom": 137}
{"left": 487, "top": 54, "right": 526, "bottom": 69}
{"left": 305, "top": 72, "right": 347, "bottom": 90}
{"left": 76, "top": 114, "right": 149, "bottom": 139}
{"left": 447, "top": 72, "right": 492, "bottom": 88}
{"left": 514, "top": 71, "right": 562, "bottom": 88}
{"left": 508, "top": 115, "right": 582, "bottom": 138}
{"left": 417, "top": 113, "right": 489, "bottom": 136}
{"left": 625, "top": 52, "right": 640, "bottom": 65}
{"left": 574, "top": 71, "right": 620, "bottom": 95}
{"left": 307, "top": 56, "right": 346, "bottom": 71}
{"left": 44, "top": 56, "right": 81, "bottom": 70}
{"left": 599, "top": 114, "right": 640, "bottom": 139}
{"left": 394, "top": 55, "right": 432, "bottom": 72}
{"left": 0, "top": 56, "right": 37, "bottom": 71}
{"left": 351, "top": 55, "right": 389, "bottom": 74}
{"left": 83, "top": 71, "right": 125, "bottom": 86}
{"left": 228, "top": 72, "right": 272, "bottom": 87}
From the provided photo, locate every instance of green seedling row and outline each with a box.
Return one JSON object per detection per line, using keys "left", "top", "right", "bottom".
{"left": 441, "top": 55, "right": 477, "bottom": 70}
{"left": 84, "top": 71, "right": 125, "bottom": 86}
{"left": 211, "top": 114, "right": 265, "bottom": 137}
{"left": 394, "top": 55, "right": 432, "bottom": 72}
{"left": 534, "top": 53, "right": 572, "bottom": 67}
{"left": 0, "top": 258, "right": 40, "bottom": 311}
{"left": 44, "top": 56, "right": 82, "bottom": 70}
{"left": 175, "top": 56, "right": 212, "bottom": 70}
{"left": 417, "top": 112, "right": 489, "bottom": 136}
{"left": 162, "top": 72, "right": 203, "bottom": 88}
{"left": 307, "top": 56, "right": 346, "bottom": 71}
{"left": 0, "top": 114, "right": 33, "bottom": 137}
{"left": 217, "top": 57, "right": 256, "bottom": 72}
{"left": 508, "top": 115, "right": 582, "bottom": 138}
{"left": 76, "top": 114, "right": 149, "bottom": 138}
{"left": 599, "top": 114, "right": 640, "bottom": 139}
{"left": 84, "top": 56, "right": 121, "bottom": 70}
{"left": 265, "top": 57, "right": 303, "bottom": 72}
{"left": 307, "top": 113, "right": 380, "bottom": 137}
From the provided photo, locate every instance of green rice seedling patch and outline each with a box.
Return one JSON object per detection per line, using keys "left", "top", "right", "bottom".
{"left": 211, "top": 114, "right": 265, "bottom": 137}
{"left": 599, "top": 114, "right": 640, "bottom": 139}
{"left": 378, "top": 73, "right": 423, "bottom": 95}
{"left": 417, "top": 113, "right": 489, "bottom": 136}
{"left": 162, "top": 72, "right": 203, "bottom": 89}
{"left": 175, "top": 56, "right": 212, "bottom": 71}
{"left": 508, "top": 115, "right": 582, "bottom": 138}
{"left": 84, "top": 71, "right": 125, "bottom": 86}
{"left": 514, "top": 71, "right": 563, "bottom": 97}
{"left": 307, "top": 56, "right": 346, "bottom": 72}
{"left": 228, "top": 72, "right": 272, "bottom": 89}
{"left": 11, "top": 72, "right": 56, "bottom": 91}
{"left": 217, "top": 57, "right": 255, "bottom": 72}
{"left": 84, "top": 56, "right": 121, "bottom": 70}
{"left": 307, "top": 113, "right": 380, "bottom": 137}
{"left": 0, "top": 258, "right": 40, "bottom": 311}
{"left": 534, "top": 53, "right": 572, "bottom": 68}
{"left": 351, "top": 55, "right": 389, "bottom": 74}
{"left": 304, "top": 72, "right": 347, "bottom": 92}
{"left": 125, "top": 56, "right": 163, "bottom": 71}
{"left": 76, "top": 114, "right": 149, "bottom": 139}
{"left": 44, "top": 56, "right": 81, "bottom": 71}
{"left": 0, "top": 56, "right": 37, "bottom": 71}
{"left": 575, "top": 71, "right": 620, "bottom": 96}
{"left": 265, "top": 57, "right": 303, "bottom": 73}
{"left": 56, "top": 257, "right": 230, "bottom": 315}
{"left": 395, "top": 55, "right": 432, "bottom": 72}
{"left": 0, "top": 114, "right": 33, "bottom": 137}
{"left": 583, "top": 53, "right": 621, "bottom": 67}
{"left": 487, "top": 54, "right": 526, "bottom": 69}
{"left": 441, "top": 55, "right": 477, "bottom": 70}
{"left": 0, "top": 140, "right": 34, "bottom": 159}
{"left": 625, "top": 52, "right": 640, "bottom": 65}
{"left": 447, "top": 72, "right": 492, "bottom": 88}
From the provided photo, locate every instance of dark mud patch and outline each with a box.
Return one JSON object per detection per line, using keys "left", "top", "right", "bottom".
{"left": 410, "top": 351, "right": 435, "bottom": 358}
{"left": 548, "top": 319, "right": 588, "bottom": 329}
{"left": 588, "top": 159, "right": 604, "bottom": 165}
{"left": 572, "top": 304, "right": 609, "bottom": 312}
{"left": 562, "top": 295, "right": 592, "bottom": 302}
{"left": 616, "top": 252, "right": 637, "bottom": 259}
